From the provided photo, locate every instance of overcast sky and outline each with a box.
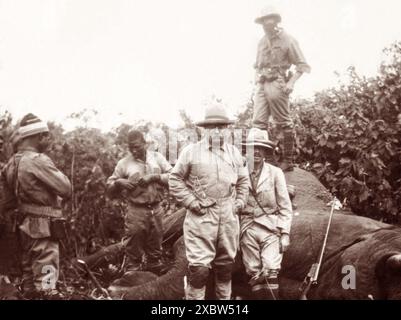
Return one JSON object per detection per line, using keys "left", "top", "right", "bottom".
{"left": 0, "top": 0, "right": 400, "bottom": 130}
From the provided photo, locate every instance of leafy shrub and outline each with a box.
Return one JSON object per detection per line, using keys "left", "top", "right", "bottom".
{"left": 47, "top": 123, "right": 126, "bottom": 257}
{"left": 294, "top": 42, "right": 401, "bottom": 223}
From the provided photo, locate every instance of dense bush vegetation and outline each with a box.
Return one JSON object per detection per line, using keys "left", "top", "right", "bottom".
{"left": 293, "top": 41, "right": 401, "bottom": 224}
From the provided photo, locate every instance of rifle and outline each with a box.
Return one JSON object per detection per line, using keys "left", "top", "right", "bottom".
{"left": 299, "top": 196, "right": 337, "bottom": 300}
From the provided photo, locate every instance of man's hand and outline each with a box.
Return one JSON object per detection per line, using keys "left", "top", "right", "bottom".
{"left": 283, "top": 71, "right": 303, "bottom": 95}
{"left": 279, "top": 233, "right": 290, "bottom": 253}
{"left": 188, "top": 201, "right": 204, "bottom": 216}
{"left": 115, "top": 179, "right": 137, "bottom": 191}
{"left": 137, "top": 174, "right": 160, "bottom": 187}
{"left": 283, "top": 82, "right": 294, "bottom": 95}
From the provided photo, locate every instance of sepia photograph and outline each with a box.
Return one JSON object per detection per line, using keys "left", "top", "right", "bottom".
{"left": 0, "top": 0, "right": 400, "bottom": 310}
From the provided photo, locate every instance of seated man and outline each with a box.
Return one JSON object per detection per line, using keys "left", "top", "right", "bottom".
{"left": 240, "top": 128, "right": 293, "bottom": 299}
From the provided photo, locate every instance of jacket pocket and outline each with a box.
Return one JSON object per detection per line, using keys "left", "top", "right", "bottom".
{"left": 270, "top": 45, "right": 285, "bottom": 65}
{"left": 256, "top": 186, "right": 274, "bottom": 207}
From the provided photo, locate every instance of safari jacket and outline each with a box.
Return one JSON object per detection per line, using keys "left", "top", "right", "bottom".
{"left": 169, "top": 139, "right": 249, "bottom": 208}
{"left": 240, "top": 162, "right": 292, "bottom": 236}
{"left": 1, "top": 147, "right": 71, "bottom": 238}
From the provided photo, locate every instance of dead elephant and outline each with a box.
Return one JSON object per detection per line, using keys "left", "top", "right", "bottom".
{"left": 110, "top": 210, "right": 401, "bottom": 300}
{"left": 276, "top": 211, "right": 401, "bottom": 300}
{"left": 89, "top": 169, "right": 401, "bottom": 300}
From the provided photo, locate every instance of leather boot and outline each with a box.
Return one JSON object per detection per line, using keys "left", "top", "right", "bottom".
{"left": 250, "top": 274, "right": 280, "bottom": 300}
{"left": 214, "top": 264, "right": 233, "bottom": 300}
{"left": 280, "top": 130, "right": 295, "bottom": 172}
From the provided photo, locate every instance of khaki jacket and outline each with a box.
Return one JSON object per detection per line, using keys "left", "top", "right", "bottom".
{"left": 169, "top": 139, "right": 249, "bottom": 210}
{"left": 240, "top": 162, "right": 292, "bottom": 236}
{"left": 0, "top": 147, "right": 71, "bottom": 238}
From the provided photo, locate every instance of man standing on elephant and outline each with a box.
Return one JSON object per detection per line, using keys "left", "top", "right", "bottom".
{"left": 0, "top": 113, "right": 71, "bottom": 299}
{"left": 107, "top": 129, "right": 172, "bottom": 275}
{"left": 169, "top": 103, "right": 249, "bottom": 300}
{"left": 253, "top": 6, "right": 311, "bottom": 172}
{"left": 240, "top": 128, "right": 293, "bottom": 299}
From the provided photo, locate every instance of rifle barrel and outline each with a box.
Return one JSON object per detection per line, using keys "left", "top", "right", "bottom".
{"left": 298, "top": 196, "right": 337, "bottom": 299}
{"left": 314, "top": 198, "right": 336, "bottom": 281}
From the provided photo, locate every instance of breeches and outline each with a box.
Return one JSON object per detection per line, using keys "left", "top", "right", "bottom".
{"left": 19, "top": 231, "right": 59, "bottom": 292}
{"left": 125, "top": 203, "right": 163, "bottom": 264}
{"left": 252, "top": 77, "right": 293, "bottom": 130}
{"left": 240, "top": 223, "right": 283, "bottom": 276}
{"left": 183, "top": 198, "right": 239, "bottom": 268}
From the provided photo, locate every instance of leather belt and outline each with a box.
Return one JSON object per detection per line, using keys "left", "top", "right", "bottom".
{"left": 130, "top": 202, "right": 160, "bottom": 209}
{"left": 240, "top": 209, "right": 278, "bottom": 217}
{"left": 19, "top": 203, "right": 63, "bottom": 218}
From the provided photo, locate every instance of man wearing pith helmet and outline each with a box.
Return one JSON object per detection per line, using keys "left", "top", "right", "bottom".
{"left": 253, "top": 5, "right": 311, "bottom": 172}
{"left": 240, "top": 128, "right": 292, "bottom": 300}
{"left": 0, "top": 113, "right": 71, "bottom": 299}
{"left": 169, "top": 102, "right": 249, "bottom": 300}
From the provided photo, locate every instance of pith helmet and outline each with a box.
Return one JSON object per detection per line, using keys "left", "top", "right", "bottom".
{"left": 18, "top": 113, "right": 49, "bottom": 140}
{"left": 255, "top": 6, "right": 282, "bottom": 24}
{"left": 242, "top": 128, "right": 276, "bottom": 149}
{"left": 195, "top": 103, "right": 235, "bottom": 127}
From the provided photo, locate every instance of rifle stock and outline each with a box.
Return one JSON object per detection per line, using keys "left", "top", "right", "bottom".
{"left": 299, "top": 281, "right": 312, "bottom": 300}
{"left": 299, "top": 263, "right": 319, "bottom": 300}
